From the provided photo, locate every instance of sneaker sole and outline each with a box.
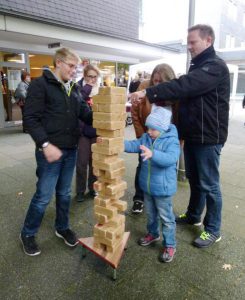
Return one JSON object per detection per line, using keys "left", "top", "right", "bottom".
{"left": 132, "top": 209, "right": 143, "bottom": 214}
{"left": 19, "top": 235, "right": 41, "bottom": 256}
{"left": 138, "top": 237, "right": 160, "bottom": 246}
{"left": 55, "top": 231, "right": 79, "bottom": 247}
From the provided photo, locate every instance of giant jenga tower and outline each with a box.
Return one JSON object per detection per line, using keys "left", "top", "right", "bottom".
{"left": 79, "top": 87, "right": 130, "bottom": 277}
{"left": 92, "top": 87, "right": 128, "bottom": 253}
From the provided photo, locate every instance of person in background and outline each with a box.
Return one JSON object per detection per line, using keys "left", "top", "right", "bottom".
{"left": 129, "top": 24, "right": 230, "bottom": 248}
{"left": 129, "top": 71, "right": 143, "bottom": 93}
{"left": 20, "top": 48, "right": 92, "bottom": 256}
{"left": 14, "top": 71, "right": 31, "bottom": 132}
{"left": 130, "top": 63, "right": 178, "bottom": 214}
{"left": 242, "top": 95, "right": 245, "bottom": 126}
{"left": 76, "top": 64, "right": 100, "bottom": 202}
{"left": 124, "top": 106, "right": 180, "bottom": 262}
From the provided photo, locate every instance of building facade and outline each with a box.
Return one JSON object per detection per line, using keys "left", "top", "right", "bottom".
{"left": 0, "top": 0, "right": 178, "bottom": 128}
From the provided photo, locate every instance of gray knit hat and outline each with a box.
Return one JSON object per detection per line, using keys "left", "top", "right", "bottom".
{"left": 145, "top": 105, "right": 172, "bottom": 132}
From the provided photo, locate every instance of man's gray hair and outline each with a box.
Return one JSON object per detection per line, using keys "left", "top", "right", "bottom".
{"left": 188, "top": 24, "right": 215, "bottom": 44}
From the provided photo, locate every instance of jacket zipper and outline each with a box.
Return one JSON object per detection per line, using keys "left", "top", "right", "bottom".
{"left": 147, "top": 133, "right": 162, "bottom": 194}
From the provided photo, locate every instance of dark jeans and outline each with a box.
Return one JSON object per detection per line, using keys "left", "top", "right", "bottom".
{"left": 21, "top": 148, "right": 77, "bottom": 237}
{"left": 184, "top": 143, "right": 223, "bottom": 236}
{"left": 133, "top": 154, "right": 144, "bottom": 203}
{"left": 76, "top": 136, "right": 97, "bottom": 194}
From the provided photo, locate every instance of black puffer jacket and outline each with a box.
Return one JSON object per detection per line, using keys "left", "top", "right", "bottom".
{"left": 146, "top": 46, "right": 230, "bottom": 145}
{"left": 23, "top": 70, "right": 92, "bottom": 148}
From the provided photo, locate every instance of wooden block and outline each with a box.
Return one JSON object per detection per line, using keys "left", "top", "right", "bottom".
{"left": 93, "top": 158, "right": 125, "bottom": 172}
{"left": 111, "top": 200, "right": 127, "bottom": 212}
{"left": 104, "top": 167, "right": 125, "bottom": 179}
{"left": 93, "top": 168, "right": 105, "bottom": 177}
{"left": 92, "top": 153, "right": 118, "bottom": 163}
{"left": 98, "top": 176, "right": 122, "bottom": 185}
{"left": 93, "top": 112, "right": 126, "bottom": 122}
{"left": 94, "top": 224, "right": 106, "bottom": 238}
{"left": 94, "top": 213, "right": 108, "bottom": 224}
{"left": 105, "top": 181, "right": 127, "bottom": 196}
{"left": 99, "top": 137, "right": 124, "bottom": 147}
{"left": 110, "top": 190, "right": 125, "bottom": 200}
{"left": 105, "top": 223, "right": 125, "bottom": 240}
{"left": 92, "top": 143, "right": 124, "bottom": 155}
{"left": 96, "top": 129, "right": 124, "bottom": 138}
{"left": 93, "top": 181, "right": 105, "bottom": 192}
{"left": 93, "top": 94, "right": 126, "bottom": 104}
{"left": 94, "top": 205, "right": 117, "bottom": 218}
{"left": 94, "top": 196, "right": 112, "bottom": 207}
{"left": 92, "top": 104, "right": 99, "bottom": 112}
{"left": 98, "top": 104, "right": 125, "bottom": 113}
{"left": 110, "top": 214, "right": 125, "bottom": 226}
{"left": 93, "top": 120, "right": 125, "bottom": 130}
{"left": 98, "top": 87, "right": 126, "bottom": 96}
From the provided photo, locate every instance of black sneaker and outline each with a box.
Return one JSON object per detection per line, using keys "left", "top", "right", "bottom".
{"left": 88, "top": 190, "right": 98, "bottom": 197}
{"left": 132, "top": 201, "right": 144, "bottom": 214}
{"left": 55, "top": 229, "right": 78, "bottom": 247}
{"left": 175, "top": 213, "right": 202, "bottom": 226}
{"left": 19, "top": 233, "right": 41, "bottom": 256}
{"left": 193, "top": 231, "right": 221, "bottom": 248}
{"left": 138, "top": 233, "right": 160, "bottom": 246}
{"left": 76, "top": 192, "right": 85, "bottom": 202}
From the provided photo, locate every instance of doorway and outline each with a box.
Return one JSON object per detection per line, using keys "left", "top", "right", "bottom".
{"left": 0, "top": 50, "right": 28, "bottom": 128}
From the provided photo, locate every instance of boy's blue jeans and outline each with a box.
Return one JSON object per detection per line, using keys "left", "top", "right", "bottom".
{"left": 21, "top": 148, "right": 77, "bottom": 237}
{"left": 184, "top": 143, "right": 223, "bottom": 236}
{"left": 144, "top": 193, "right": 176, "bottom": 248}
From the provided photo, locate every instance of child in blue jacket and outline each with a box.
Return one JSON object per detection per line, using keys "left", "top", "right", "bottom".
{"left": 125, "top": 105, "right": 180, "bottom": 262}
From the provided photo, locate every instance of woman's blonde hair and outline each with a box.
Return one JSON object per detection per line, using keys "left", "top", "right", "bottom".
{"left": 53, "top": 48, "right": 81, "bottom": 67}
{"left": 149, "top": 63, "right": 176, "bottom": 86}
{"left": 83, "top": 64, "right": 100, "bottom": 77}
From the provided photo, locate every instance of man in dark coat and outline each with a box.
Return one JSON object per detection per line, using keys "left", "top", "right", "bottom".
{"left": 129, "top": 24, "right": 230, "bottom": 248}
{"left": 20, "top": 48, "right": 92, "bottom": 256}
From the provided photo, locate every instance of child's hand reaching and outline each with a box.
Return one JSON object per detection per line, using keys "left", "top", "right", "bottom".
{"left": 140, "top": 145, "right": 152, "bottom": 161}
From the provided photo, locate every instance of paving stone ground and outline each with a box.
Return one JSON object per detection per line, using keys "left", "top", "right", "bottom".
{"left": 0, "top": 103, "right": 244, "bottom": 300}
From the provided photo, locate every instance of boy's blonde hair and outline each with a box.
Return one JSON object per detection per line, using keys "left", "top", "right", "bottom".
{"left": 53, "top": 48, "right": 81, "bottom": 67}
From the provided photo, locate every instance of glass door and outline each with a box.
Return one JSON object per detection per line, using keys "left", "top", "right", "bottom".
{"left": 0, "top": 50, "right": 28, "bottom": 127}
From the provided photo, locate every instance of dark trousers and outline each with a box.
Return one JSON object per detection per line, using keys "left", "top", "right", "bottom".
{"left": 133, "top": 154, "right": 144, "bottom": 202}
{"left": 184, "top": 143, "right": 223, "bottom": 236}
{"left": 76, "top": 135, "right": 97, "bottom": 194}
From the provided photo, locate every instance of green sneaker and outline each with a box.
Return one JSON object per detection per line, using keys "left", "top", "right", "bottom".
{"left": 175, "top": 213, "right": 202, "bottom": 226}
{"left": 193, "top": 231, "right": 221, "bottom": 248}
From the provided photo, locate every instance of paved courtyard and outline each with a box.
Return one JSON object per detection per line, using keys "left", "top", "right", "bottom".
{"left": 0, "top": 102, "right": 244, "bottom": 299}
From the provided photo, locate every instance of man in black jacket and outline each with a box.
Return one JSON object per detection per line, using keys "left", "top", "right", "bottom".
{"left": 129, "top": 24, "right": 230, "bottom": 248}
{"left": 20, "top": 48, "right": 92, "bottom": 256}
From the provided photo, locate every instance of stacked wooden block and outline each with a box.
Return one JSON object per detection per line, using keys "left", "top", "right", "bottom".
{"left": 92, "top": 87, "right": 128, "bottom": 253}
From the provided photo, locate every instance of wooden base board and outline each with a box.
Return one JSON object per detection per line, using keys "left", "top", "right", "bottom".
{"left": 78, "top": 232, "right": 130, "bottom": 269}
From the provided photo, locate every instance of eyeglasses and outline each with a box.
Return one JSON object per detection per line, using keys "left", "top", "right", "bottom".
{"left": 86, "top": 75, "right": 98, "bottom": 79}
{"left": 61, "top": 60, "right": 77, "bottom": 70}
